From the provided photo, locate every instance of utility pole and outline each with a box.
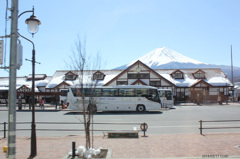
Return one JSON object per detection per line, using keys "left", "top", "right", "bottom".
{"left": 231, "top": 45, "right": 234, "bottom": 101}
{"left": 8, "top": 0, "right": 18, "bottom": 158}
{"left": 231, "top": 45, "right": 233, "bottom": 83}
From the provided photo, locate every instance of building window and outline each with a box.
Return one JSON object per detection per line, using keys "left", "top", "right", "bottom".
{"left": 128, "top": 73, "right": 150, "bottom": 79}
{"left": 117, "top": 81, "right": 128, "bottom": 85}
{"left": 93, "top": 71, "right": 105, "bottom": 80}
{"left": 139, "top": 73, "right": 150, "bottom": 79}
{"left": 66, "top": 74, "right": 74, "bottom": 80}
{"left": 93, "top": 73, "right": 103, "bottom": 80}
{"left": 172, "top": 72, "right": 183, "bottom": 79}
{"left": 65, "top": 71, "right": 77, "bottom": 80}
{"left": 194, "top": 72, "right": 205, "bottom": 78}
{"left": 128, "top": 74, "right": 138, "bottom": 79}
{"left": 193, "top": 70, "right": 205, "bottom": 79}
{"left": 150, "top": 81, "right": 161, "bottom": 87}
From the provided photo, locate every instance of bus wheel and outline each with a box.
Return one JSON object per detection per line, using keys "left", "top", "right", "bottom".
{"left": 137, "top": 105, "right": 145, "bottom": 112}
{"left": 88, "top": 104, "right": 97, "bottom": 114}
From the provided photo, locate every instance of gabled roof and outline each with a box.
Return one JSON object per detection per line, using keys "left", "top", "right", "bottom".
{"left": 17, "top": 85, "right": 31, "bottom": 91}
{"left": 46, "top": 70, "right": 121, "bottom": 88}
{"left": 93, "top": 70, "right": 105, "bottom": 76}
{"left": 93, "top": 71, "right": 106, "bottom": 80}
{"left": 190, "top": 79, "right": 212, "bottom": 87}
{"left": 170, "top": 69, "right": 184, "bottom": 75}
{"left": 65, "top": 71, "right": 78, "bottom": 80}
{"left": 53, "top": 81, "right": 71, "bottom": 89}
{"left": 156, "top": 68, "right": 233, "bottom": 87}
{"left": 104, "top": 60, "right": 174, "bottom": 86}
{"left": 170, "top": 69, "right": 184, "bottom": 79}
{"left": 193, "top": 69, "right": 206, "bottom": 74}
{"left": 131, "top": 79, "right": 147, "bottom": 85}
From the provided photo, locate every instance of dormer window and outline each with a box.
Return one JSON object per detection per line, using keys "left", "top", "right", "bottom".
{"left": 93, "top": 71, "right": 105, "bottom": 80}
{"left": 193, "top": 70, "right": 205, "bottom": 79}
{"left": 65, "top": 71, "right": 77, "bottom": 80}
{"left": 171, "top": 70, "right": 184, "bottom": 79}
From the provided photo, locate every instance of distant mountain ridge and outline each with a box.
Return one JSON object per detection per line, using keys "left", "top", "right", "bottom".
{"left": 114, "top": 47, "right": 240, "bottom": 81}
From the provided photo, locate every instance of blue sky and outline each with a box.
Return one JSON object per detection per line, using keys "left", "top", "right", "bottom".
{"left": 0, "top": 0, "right": 240, "bottom": 77}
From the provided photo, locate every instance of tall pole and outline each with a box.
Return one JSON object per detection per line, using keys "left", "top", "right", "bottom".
{"left": 231, "top": 45, "right": 234, "bottom": 101}
{"left": 231, "top": 45, "right": 233, "bottom": 83}
{"left": 30, "top": 48, "right": 37, "bottom": 157}
{"left": 8, "top": 0, "right": 18, "bottom": 158}
{"left": 18, "top": 28, "right": 37, "bottom": 158}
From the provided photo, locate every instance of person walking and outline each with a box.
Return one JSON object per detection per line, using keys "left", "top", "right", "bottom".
{"left": 39, "top": 98, "right": 42, "bottom": 109}
{"left": 41, "top": 98, "right": 45, "bottom": 110}
{"left": 218, "top": 94, "right": 222, "bottom": 105}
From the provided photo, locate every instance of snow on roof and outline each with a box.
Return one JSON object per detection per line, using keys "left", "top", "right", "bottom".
{"left": 27, "top": 74, "right": 46, "bottom": 79}
{"left": 0, "top": 68, "right": 232, "bottom": 90}
{"left": 0, "top": 77, "right": 9, "bottom": 87}
{"left": 46, "top": 70, "right": 121, "bottom": 88}
{"left": 0, "top": 87, "right": 9, "bottom": 91}
{"left": 155, "top": 68, "right": 232, "bottom": 87}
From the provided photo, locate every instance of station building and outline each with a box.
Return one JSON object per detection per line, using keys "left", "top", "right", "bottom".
{"left": 0, "top": 60, "right": 233, "bottom": 104}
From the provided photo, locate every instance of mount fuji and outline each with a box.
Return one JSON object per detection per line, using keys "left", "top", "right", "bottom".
{"left": 114, "top": 47, "right": 240, "bottom": 81}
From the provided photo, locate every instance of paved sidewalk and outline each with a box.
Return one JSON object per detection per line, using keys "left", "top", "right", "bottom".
{"left": 1, "top": 133, "right": 240, "bottom": 159}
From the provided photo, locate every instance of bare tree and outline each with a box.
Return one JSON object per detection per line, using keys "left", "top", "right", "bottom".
{"left": 68, "top": 35, "right": 102, "bottom": 149}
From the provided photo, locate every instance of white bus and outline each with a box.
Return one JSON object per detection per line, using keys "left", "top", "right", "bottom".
{"left": 158, "top": 89, "right": 174, "bottom": 108}
{"left": 67, "top": 85, "right": 163, "bottom": 112}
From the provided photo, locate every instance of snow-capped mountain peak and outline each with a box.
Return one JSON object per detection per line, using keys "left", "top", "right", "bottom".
{"left": 114, "top": 47, "right": 239, "bottom": 82}
{"left": 127, "top": 47, "right": 206, "bottom": 67}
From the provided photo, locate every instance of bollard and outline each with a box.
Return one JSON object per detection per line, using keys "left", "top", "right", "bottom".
{"left": 199, "top": 120, "right": 202, "bottom": 135}
{"left": 72, "top": 141, "right": 75, "bottom": 158}
{"left": 140, "top": 122, "right": 148, "bottom": 137}
{"left": 3, "top": 122, "right": 6, "bottom": 138}
{"left": 3, "top": 146, "right": 7, "bottom": 153}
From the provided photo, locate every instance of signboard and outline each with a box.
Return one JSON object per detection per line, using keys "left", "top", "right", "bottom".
{"left": 17, "top": 44, "right": 23, "bottom": 69}
{"left": 0, "top": 40, "right": 3, "bottom": 65}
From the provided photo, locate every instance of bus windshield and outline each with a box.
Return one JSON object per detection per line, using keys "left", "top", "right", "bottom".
{"left": 158, "top": 89, "right": 174, "bottom": 108}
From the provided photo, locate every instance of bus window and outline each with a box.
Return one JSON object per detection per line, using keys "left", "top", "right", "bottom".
{"left": 149, "top": 89, "right": 160, "bottom": 102}
{"left": 159, "top": 90, "right": 165, "bottom": 98}
{"left": 119, "top": 89, "right": 136, "bottom": 97}
{"left": 102, "top": 89, "right": 118, "bottom": 97}
{"left": 60, "top": 89, "right": 68, "bottom": 96}
{"left": 71, "top": 88, "right": 84, "bottom": 97}
{"left": 165, "top": 91, "right": 172, "bottom": 100}
{"left": 93, "top": 89, "right": 102, "bottom": 96}
{"left": 136, "top": 89, "right": 148, "bottom": 97}
{"left": 84, "top": 88, "right": 92, "bottom": 97}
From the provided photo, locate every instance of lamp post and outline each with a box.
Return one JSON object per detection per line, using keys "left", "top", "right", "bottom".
{"left": 18, "top": 6, "right": 41, "bottom": 157}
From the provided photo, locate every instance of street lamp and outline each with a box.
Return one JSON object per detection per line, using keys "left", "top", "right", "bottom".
{"left": 25, "top": 9, "right": 41, "bottom": 37}
{"left": 18, "top": 6, "right": 41, "bottom": 157}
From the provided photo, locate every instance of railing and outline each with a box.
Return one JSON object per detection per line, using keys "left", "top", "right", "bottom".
{"left": 0, "top": 122, "right": 148, "bottom": 138}
{"left": 199, "top": 120, "right": 240, "bottom": 135}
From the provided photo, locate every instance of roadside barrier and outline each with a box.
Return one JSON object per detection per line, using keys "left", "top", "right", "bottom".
{"left": 199, "top": 120, "right": 240, "bottom": 135}
{"left": 0, "top": 122, "right": 148, "bottom": 138}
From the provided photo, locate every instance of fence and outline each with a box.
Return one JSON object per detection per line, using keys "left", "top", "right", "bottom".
{"left": 199, "top": 120, "right": 240, "bottom": 135}
{"left": 0, "top": 122, "right": 148, "bottom": 138}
